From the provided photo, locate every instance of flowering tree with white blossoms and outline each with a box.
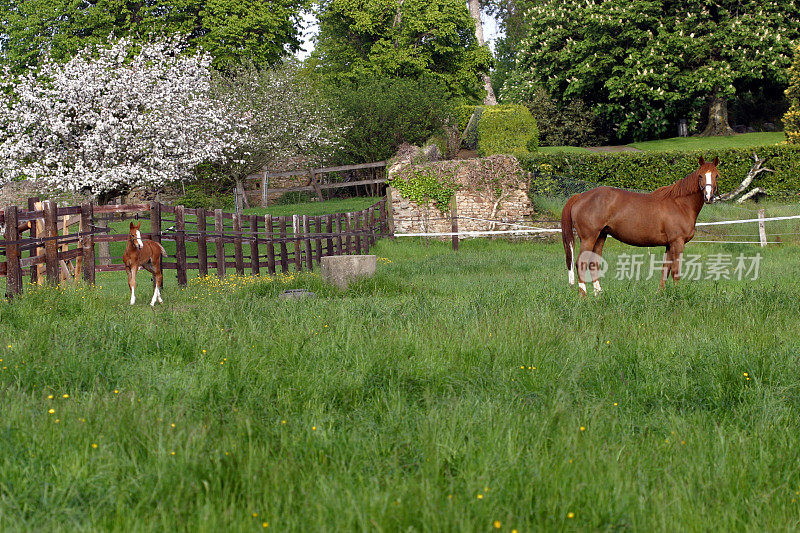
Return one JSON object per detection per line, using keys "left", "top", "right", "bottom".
{"left": 209, "top": 59, "right": 346, "bottom": 206}
{"left": 0, "top": 37, "right": 245, "bottom": 202}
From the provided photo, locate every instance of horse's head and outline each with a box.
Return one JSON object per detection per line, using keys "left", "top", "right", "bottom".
{"left": 129, "top": 221, "right": 144, "bottom": 249}
{"left": 697, "top": 156, "right": 720, "bottom": 203}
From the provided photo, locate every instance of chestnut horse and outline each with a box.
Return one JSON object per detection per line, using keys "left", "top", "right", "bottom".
{"left": 561, "top": 156, "right": 720, "bottom": 295}
{"left": 123, "top": 221, "right": 167, "bottom": 305}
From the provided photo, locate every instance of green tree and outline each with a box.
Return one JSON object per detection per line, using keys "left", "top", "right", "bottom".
{"left": 0, "top": 0, "right": 306, "bottom": 71}
{"left": 503, "top": 0, "right": 800, "bottom": 141}
{"left": 312, "top": 0, "right": 492, "bottom": 100}
{"left": 329, "top": 74, "right": 455, "bottom": 163}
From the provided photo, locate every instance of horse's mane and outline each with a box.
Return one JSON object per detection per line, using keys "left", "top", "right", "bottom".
{"left": 648, "top": 171, "right": 698, "bottom": 200}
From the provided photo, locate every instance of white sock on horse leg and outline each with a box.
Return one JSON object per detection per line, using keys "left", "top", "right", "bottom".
{"left": 150, "top": 286, "right": 158, "bottom": 306}
{"left": 130, "top": 287, "right": 135, "bottom": 305}
{"left": 156, "top": 285, "right": 163, "bottom": 303}
{"left": 593, "top": 279, "right": 602, "bottom": 295}
{"left": 578, "top": 281, "right": 587, "bottom": 294}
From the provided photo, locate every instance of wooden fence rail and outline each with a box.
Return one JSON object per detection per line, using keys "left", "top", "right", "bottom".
{"left": 0, "top": 198, "right": 391, "bottom": 299}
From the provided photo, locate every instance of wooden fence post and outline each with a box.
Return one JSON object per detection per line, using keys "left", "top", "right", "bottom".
{"left": 27, "top": 197, "right": 39, "bottom": 283}
{"left": 175, "top": 205, "right": 188, "bottom": 286}
{"left": 80, "top": 202, "right": 95, "bottom": 285}
{"left": 336, "top": 213, "right": 344, "bottom": 254}
{"left": 345, "top": 213, "right": 353, "bottom": 254}
{"left": 250, "top": 216, "right": 260, "bottom": 275}
{"left": 4, "top": 206, "right": 22, "bottom": 298}
{"left": 353, "top": 212, "right": 362, "bottom": 254}
{"left": 197, "top": 208, "right": 208, "bottom": 277}
{"left": 265, "top": 214, "right": 276, "bottom": 274}
{"left": 44, "top": 200, "right": 59, "bottom": 284}
{"left": 279, "top": 216, "right": 289, "bottom": 273}
{"left": 313, "top": 216, "right": 323, "bottom": 265}
{"left": 150, "top": 201, "right": 161, "bottom": 246}
{"left": 215, "top": 209, "right": 225, "bottom": 278}
{"left": 385, "top": 187, "right": 395, "bottom": 238}
{"left": 368, "top": 206, "right": 376, "bottom": 246}
{"left": 451, "top": 195, "right": 459, "bottom": 251}
{"left": 326, "top": 215, "right": 334, "bottom": 257}
{"left": 261, "top": 170, "right": 269, "bottom": 208}
{"left": 758, "top": 208, "right": 767, "bottom": 248}
{"left": 293, "top": 214, "right": 302, "bottom": 271}
{"left": 303, "top": 215, "right": 313, "bottom": 270}
{"left": 233, "top": 213, "right": 244, "bottom": 275}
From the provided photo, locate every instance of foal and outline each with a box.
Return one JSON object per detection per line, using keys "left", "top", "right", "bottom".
{"left": 561, "top": 156, "right": 720, "bottom": 295}
{"left": 123, "top": 221, "right": 167, "bottom": 306}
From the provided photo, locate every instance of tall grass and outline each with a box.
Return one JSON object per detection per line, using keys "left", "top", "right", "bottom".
{"left": 2, "top": 239, "right": 800, "bottom": 530}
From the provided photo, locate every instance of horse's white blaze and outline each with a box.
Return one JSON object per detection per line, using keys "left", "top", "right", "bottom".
{"left": 704, "top": 171, "right": 713, "bottom": 202}
{"left": 135, "top": 230, "right": 143, "bottom": 249}
{"left": 578, "top": 281, "right": 587, "bottom": 294}
{"left": 593, "top": 280, "right": 602, "bottom": 294}
{"left": 568, "top": 243, "right": 575, "bottom": 285}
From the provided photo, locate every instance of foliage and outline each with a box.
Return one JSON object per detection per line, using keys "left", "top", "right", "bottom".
{"left": 0, "top": 0, "right": 307, "bottom": 72}
{"left": 274, "top": 191, "right": 315, "bottom": 205}
{"left": 477, "top": 104, "right": 538, "bottom": 156}
{"left": 208, "top": 59, "right": 345, "bottom": 182}
{"left": 389, "top": 168, "right": 459, "bottom": 213}
{"left": 784, "top": 44, "right": 800, "bottom": 144}
{"left": 505, "top": 84, "right": 605, "bottom": 147}
{"left": 519, "top": 144, "right": 800, "bottom": 197}
{"left": 0, "top": 37, "right": 243, "bottom": 201}
{"left": 327, "top": 74, "right": 455, "bottom": 163}
{"left": 313, "top": 0, "right": 493, "bottom": 99}
{"left": 504, "top": 0, "right": 800, "bottom": 141}
{"left": 177, "top": 184, "right": 234, "bottom": 211}
{"left": 5, "top": 239, "right": 800, "bottom": 529}
{"left": 455, "top": 104, "right": 480, "bottom": 133}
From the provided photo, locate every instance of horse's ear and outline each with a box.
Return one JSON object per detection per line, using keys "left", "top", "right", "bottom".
{"left": 130, "top": 221, "right": 135, "bottom": 230}
{"left": 712, "top": 156, "right": 719, "bottom": 166}
{"left": 698, "top": 156, "right": 705, "bottom": 166}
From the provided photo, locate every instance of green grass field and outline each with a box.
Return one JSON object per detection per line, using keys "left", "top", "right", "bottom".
{"left": 3, "top": 236, "right": 800, "bottom": 531}
{"left": 540, "top": 131, "right": 786, "bottom": 154}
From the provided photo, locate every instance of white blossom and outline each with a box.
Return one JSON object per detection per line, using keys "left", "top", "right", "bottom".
{"left": 0, "top": 37, "right": 245, "bottom": 197}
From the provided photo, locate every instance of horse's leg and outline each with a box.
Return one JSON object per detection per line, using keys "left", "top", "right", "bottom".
{"left": 151, "top": 253, "right": 163, "bottom": 305}
{"left": 576, "top": 235, "right": 597, "bottom": 297}
{"left": 141, "top": 261, "right": 160, "bottom": 306}
{"left": 659, "top": 245, "right": 672, "bottom": 290}
{"left": 127, "top": 265, "right": 137, "bottom": 305}
{"left": 670, "top": 241, "right": 685, "bottom": 285}
{"left": 590, "top": 233, "right": 607, "bottom": 295}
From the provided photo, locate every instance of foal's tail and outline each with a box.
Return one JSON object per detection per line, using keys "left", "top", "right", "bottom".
{"left": 561, "top": 194, "right": 580, "bottom": 279}
{"left": 155, "top": 241, "right": 167, "bottom": 256}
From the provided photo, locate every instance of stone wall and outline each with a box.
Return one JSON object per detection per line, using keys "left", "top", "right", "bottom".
{"left": 389, "top": 155, "right": 533, "bottom": 236}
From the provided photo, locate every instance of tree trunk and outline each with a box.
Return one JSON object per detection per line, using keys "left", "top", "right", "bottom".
{"left": 700, "top": 97, "right": 734, "bottom": 136}
{"left": 467, "top": 0, "right": 497, "bottom": 106}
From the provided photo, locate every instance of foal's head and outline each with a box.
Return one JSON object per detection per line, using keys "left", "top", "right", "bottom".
{"left": 697, "top": 156, "right": 720, "bottom": 203}
{"left": 129, "top": 221, "right": 144, "bottom": 249}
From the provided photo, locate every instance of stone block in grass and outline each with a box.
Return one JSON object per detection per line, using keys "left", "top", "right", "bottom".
{"left": 320, "top": 255, "right": 376, "bottom": 289}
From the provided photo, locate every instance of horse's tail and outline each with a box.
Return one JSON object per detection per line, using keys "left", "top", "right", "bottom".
{"left": 561, "top": 194, "right": 580, "bottom": 284}
{"left": 155, "top": 241, "right": 167, "bottom": 257}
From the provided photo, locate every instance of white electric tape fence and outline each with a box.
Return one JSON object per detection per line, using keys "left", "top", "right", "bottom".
{"left": 393, "top": 214, "right": 800, "bottom": 243}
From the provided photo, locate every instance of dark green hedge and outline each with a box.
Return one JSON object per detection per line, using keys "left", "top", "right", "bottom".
{"left": 518, "top": 145, "right": 800, "bottom": 197}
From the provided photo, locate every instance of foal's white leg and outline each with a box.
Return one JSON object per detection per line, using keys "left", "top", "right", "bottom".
{"left": 129, "top": 267, "right": 137, "bottom": 305}
{"left": 156, "top": 285, "right": 163, "bottom": 304}
{"left": 593, "top": 279, "right": 602, "bottom": 295}
{"left": 150, "top": 284, "right": 160, "bottom": 306}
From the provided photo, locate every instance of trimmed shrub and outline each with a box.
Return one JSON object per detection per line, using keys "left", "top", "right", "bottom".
{"left": 518, "top": 145, "right": 800, "bottom": 197}
{"left": 477, "top": 104, "right": 539, "bottom": 156}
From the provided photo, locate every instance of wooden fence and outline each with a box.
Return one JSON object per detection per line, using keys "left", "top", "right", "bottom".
{"left": 0, "top": 197, "right": 390, "bottom": 298}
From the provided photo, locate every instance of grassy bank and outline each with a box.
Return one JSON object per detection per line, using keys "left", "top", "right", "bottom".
{"left": 2, "top": 238, "right": 800, "bottom": 530}
{"left": 539, "top": 131, "right": 786, "bottom": 154}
